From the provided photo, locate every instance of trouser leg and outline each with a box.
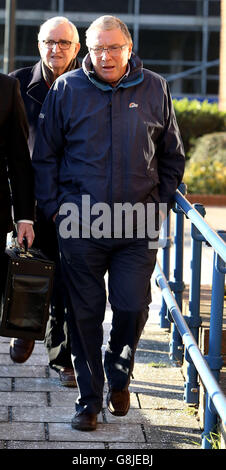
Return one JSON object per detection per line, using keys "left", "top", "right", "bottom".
{"left": 33, "top": 208, "right": 72, "bottom": 369}
{"left": 44, "top": 259, "right": 72, "bottom": 370}
{"left": 58, "top": 236, "right": 108, "bottom": 414}
{"left": 0, "top": 232, "right": 7, "bottom": 302}
{"left": 104, "top": 238, "right": 157, "bottom": 390}
{"left": 104, "top": 308, "right": 149, "bottom": 390}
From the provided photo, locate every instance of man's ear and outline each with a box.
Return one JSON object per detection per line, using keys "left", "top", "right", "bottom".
{"left": 128, "top": 41, "right": 133, "bottom": 59}
{"left": 74, "top": 42, "right": 81, "bottom": 58}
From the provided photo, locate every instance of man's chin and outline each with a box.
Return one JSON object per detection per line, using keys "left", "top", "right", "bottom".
{"left": 98, "top": 71, "right": 118, "bottom": 84}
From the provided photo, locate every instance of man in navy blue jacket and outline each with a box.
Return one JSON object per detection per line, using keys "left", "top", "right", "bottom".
{"left": 33, "top": 15, "right": 185, "bottom": 431}
{"left": 9, "top": 16, "right": 80, "bottom": 387}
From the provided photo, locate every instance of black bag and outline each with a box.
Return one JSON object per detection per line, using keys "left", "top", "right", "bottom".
{"left": 0, "top": 244, "right": 55, "bottom": 340}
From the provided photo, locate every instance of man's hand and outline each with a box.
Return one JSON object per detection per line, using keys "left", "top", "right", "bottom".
{"left": 17, "top": 222, "right": 35, "bottom": 249}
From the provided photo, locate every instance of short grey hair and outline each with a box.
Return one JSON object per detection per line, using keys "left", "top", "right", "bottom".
{"left": 38, "top": 16, "right": 79, "bottom": 43}
{"left": 86, "top": 15, "right": 132, "bottom": 46}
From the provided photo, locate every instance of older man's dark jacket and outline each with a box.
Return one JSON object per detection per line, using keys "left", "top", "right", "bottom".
{"left": 10, "top": 61, "right": 52, "bottom": 155}
{"left": 10, "top": 60, "right": 80, "bottom": 155}
{"left": 0, "top": 73, "right": 34, "bottom": 234}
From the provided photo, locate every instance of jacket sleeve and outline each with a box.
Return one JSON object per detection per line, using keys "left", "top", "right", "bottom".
{"left": 7, "top": 78, "right": 35, "bottom": 222}
{"left": 157, "top": 81, "right": 185, "bottom": 206}
{"left": 32, "top": 81, "right": 65, "bottom": 220}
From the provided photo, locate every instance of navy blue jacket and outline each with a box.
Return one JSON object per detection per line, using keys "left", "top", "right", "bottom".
{"left": 33, "top": 53, "right": 185, "bottom": 221}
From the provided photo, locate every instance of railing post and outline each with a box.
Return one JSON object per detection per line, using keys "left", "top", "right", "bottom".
{"left": 159, "top": 212, "right": 171, "bottom": 328}
{"left": 202, "top": 231, "right": 226, "bottom": 448}
{"left": 169, "top": 183, "right": 186, "bottom": 364}
{"left": 184, "top": 203, "right": 206, "bottom": 404}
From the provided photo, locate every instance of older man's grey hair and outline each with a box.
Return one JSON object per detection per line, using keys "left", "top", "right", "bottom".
{"left": 38, "top": 16, "right": 79, "bottom": 43}
{"left": 85, "top": 15, "right": 132, "bottom": 46}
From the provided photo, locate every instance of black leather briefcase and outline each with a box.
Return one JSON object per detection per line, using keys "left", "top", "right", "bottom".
{"left": 0, "top": 245, "right": 55, "bottom": 340}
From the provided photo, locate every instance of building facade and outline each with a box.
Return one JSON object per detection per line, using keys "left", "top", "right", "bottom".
{"left": 0, "top": 0, "right": 221, "bottom": 99}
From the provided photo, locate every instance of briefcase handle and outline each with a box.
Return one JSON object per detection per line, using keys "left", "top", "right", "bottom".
{"left": 22, "top": 237, "right": 28, "bottom": 253}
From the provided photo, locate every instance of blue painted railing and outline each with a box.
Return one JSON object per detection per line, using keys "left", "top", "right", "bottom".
{"left": 154, "top": 184, "right": 226, "bottom": 449}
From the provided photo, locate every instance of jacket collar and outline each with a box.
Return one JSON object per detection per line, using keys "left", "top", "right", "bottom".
{"left": 27, "top": 58, "right": 81, "bottom": 104}
{"left": 26, "top": 60, "right": 48, "bottom": 105}
{"left": 82, "top": 52, "right": 144, "bottom": 91}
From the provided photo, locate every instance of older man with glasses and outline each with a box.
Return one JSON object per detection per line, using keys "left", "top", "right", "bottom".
{"left": 9, "top": 16, "right": 80, "bottom": 387}
{"left": 33, "top": 15, "right": 185, "bottom": 431}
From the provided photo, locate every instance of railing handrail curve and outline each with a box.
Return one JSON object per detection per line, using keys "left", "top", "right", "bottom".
{"left": 174, "top": 189, "right": 226, "bottom": 263}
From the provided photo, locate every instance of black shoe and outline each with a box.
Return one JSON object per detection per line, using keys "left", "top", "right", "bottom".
{"left": 71, "top": 412, "right": 97, "bottom": 431}
{"left": 10, "top": 338, "right": 35, "bottom": 363}
{"left": 107, "top": 387, "right": 130, "bottom": 416}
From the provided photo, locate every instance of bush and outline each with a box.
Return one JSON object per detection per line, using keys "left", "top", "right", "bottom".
{"left": 173, "top": 99, "right": 226, "bottom": 157}
{"left": 183, "top": 132, "right": 226, "bottom": 194}
{"left": 184, "top": 159, "right": 226, "bottom": 194}
{"left": 187, "top": 132, "right": 226, "bottom": 163}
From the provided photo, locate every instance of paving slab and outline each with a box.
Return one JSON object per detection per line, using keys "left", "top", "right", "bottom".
{"left": 7, "top": 441, "right": 105, "bottom": 449}
{"left": 0, "top": 391, "right": 47, "bottom": 406}
{"left": 0, "top": 407, "right": 8, "bottom": 422}
{"left": 0, "top": 365, "right": 47, "bottom": 378}
{"left": 48, "top": 422, "right": 145, "bottom": 443}
{"left": 0, "top": 422, "right": 45, "bottom": 440}
{"left": 0, "top": 378, "right": 11, "bottom": 391}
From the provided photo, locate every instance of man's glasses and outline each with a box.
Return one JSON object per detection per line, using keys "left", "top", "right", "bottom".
{"left": 89, "top": 44, "right": 128, "bottom": 57}
{"left": 41, "top": 40, "right": 75, "bottom": 50}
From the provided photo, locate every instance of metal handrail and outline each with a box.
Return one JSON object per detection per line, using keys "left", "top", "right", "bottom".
{"left": 155, "top": 187, "right": 226, "bottom": 449}
{"left": 174, "top": 190, "right": 226, "bottom": 263}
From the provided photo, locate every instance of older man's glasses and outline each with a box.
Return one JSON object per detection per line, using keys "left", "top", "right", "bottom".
{"left": 89, "top": 44, "right": 128, "bottom": 57}
{"left": 41, "top": 40, "right": 75, "bottom": 50}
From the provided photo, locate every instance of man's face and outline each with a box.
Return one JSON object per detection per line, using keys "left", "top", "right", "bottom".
{"left": 89, "top": 28, "right": 132, "bottom": 86}
{"left": 38, "top": 23, "right": 80, "bottom": 76}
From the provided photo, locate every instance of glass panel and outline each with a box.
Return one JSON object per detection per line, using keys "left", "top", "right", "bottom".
{"left": 140, "top": 0, "right": 200, "bottom": 15}
{"left": 16, "top": 0, "right": 53, "bottom": 10}
{"left": 0, "top": 25, "right": 4, "bottom": 56}
{"left": 182, "top": 77, "right": 202, "bottom": 95}
{"left": 77, "top": 27, "right": 87, "bottom": 58}
{"left": 206, "top": 78, "right": 219, "bottom": 95}
{"left": 139, "top": 29, "right": 202, "bottom": 62}
{"left": 209, "top": 1, "right": 220, "bottom": 16}
{"left": 208, "top": 31, "right": 220, "bottom": 61}
{"left": 15, "top": 25, "right": 39, "bottom": 57}
{"left": 64, "top": 0, "right": 130, "bottom": 13}
{"left": 14, "top": 59, "right": 38, "bottom": 69}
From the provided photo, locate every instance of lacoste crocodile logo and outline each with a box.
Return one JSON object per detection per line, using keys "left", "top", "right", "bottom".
{"left": 129, "top": 102, "right": 138, "bottom": 108}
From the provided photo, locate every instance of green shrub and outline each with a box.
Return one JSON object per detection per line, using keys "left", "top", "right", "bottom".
{"left": 173, "top": 98, "right": 226, "bottom": 157}
{"left": 183, "top": 132, "right": 226, "bottom": 194}
{"left": 188, "top": 132, "right": 226, "bottom": 163}
{"left": 184, "top": 159, "right": 226, "bottom": 194}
